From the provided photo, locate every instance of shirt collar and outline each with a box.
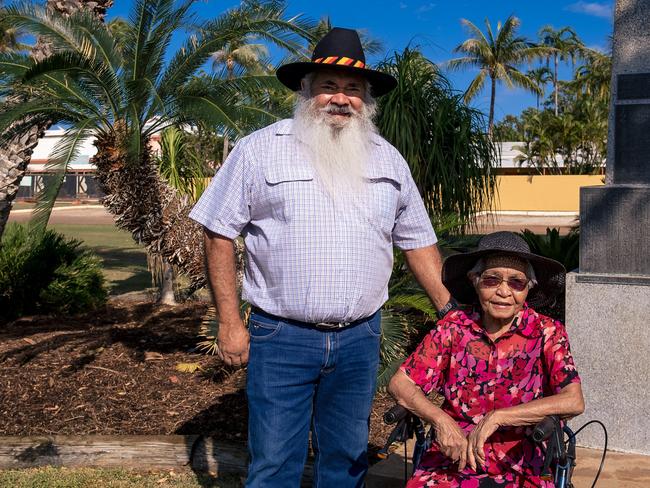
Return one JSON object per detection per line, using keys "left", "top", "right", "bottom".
{"left": 453, "top": 304, "right": 543, "bottom": 340}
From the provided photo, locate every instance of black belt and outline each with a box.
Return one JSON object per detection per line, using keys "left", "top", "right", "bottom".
{"left": 250, "top": 307, "right": 375, "bottom": 331}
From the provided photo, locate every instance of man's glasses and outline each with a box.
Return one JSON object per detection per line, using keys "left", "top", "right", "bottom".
{"left": 478, "top": 273, "right": 529, "bottom": 292}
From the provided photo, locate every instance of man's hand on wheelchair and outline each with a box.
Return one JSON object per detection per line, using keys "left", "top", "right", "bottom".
{"left": 466, "top": 410, "right": 501, "bottom": 472}
{"left": 433, "top": 412, "right": 469, "bottom": 471}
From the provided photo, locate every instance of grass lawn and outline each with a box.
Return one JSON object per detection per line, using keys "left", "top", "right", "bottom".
{"left": 12, "top": 201, "right": 81, "bottom": 211}
{"left": 49, "top": 224, "right": 151, "bottom": 296}
{"left": 0, "top": 467, "right": 241, "bottom": 487}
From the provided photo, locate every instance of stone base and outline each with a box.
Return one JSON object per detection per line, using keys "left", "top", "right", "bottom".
{"left": 565, "top": 271, "right": 650, "bottom": 454}
{"left": 580, "top": 184, "right": 650, "bottom": 275}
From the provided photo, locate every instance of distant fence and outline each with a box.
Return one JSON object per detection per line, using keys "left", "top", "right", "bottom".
{"left": 18, "top": 173, "right": 606, "bottom": 214}
{"left": 17, "top": 172, "right": 103, "bottom": 200}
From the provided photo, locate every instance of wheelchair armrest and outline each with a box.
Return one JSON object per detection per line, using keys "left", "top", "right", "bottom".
{"left": 384, "top": 404, "right": 409, "bottom": 424}
{"left": 532, "top": 415, "right": 561, "bottom": 443}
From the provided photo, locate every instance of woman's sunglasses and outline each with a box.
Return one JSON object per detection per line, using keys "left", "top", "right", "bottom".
{"left": 479, "top": 273, "right": 529, "bottom": 292}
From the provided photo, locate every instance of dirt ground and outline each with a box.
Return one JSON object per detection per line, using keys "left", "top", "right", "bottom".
{"left": 0, "top": 297, "right": 395, "bottom": 452}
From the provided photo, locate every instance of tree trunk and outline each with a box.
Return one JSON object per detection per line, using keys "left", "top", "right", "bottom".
{"left": 159, "top": 261, "right": 176, "bottom": 305}
{"left": 222, "top": 135, "right": 230, "bottom": 164}
{"left": 92, "top": 133, "right": 244, "bottom": 293}
{"left": 221, "top": 65, "right": 234, "bottom": 164}
{"left": 488, "top": 75, "right": 496, "bottom": 136}
{"left": 554, "top": 53, "right": 559, "bottom": 116}
{"left": 0, "top": 122, "right": 48, "bottom": 238}
{"left": 0, "top": 0, "right": 114, "bottom": 240}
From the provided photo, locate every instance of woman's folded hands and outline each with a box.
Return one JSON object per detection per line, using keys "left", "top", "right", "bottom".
{"left": 466, "top": 410, "right": 501, "bottom": 472}
{"left": 432, "top": 412, "right": 470, "bottom": 471}
{"left": 433, "top": 410, "right": 502, "bottom": 473}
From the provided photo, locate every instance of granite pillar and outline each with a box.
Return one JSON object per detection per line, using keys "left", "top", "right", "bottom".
{"left": 567, "top": 0, "right": 650, "bottom": 454}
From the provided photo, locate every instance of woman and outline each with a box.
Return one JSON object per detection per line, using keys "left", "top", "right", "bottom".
{"left": 389, "top": 231, "right": 584, "bottom": 487}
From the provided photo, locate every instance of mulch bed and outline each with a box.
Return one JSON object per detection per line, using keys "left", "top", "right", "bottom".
{"left": 0, "top": 297, "right": 395, "bottom": 451}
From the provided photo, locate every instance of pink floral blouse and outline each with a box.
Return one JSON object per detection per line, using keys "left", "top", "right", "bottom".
{"left": 401, "top": 305, "right": 581, "bottom": 488}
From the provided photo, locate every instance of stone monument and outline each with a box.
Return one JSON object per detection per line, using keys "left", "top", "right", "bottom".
{"left": 566, "top": 0, "right": 650, "bottom": 454}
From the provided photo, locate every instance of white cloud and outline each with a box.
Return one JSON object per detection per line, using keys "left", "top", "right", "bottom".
{"left": 565, "top": 2, "right": 613, "bottom": 19}
{"left": 586, "top": 43, "right": 607, "bottom": 53}
{"left": 417, "top": 2, "right": 436, "bottom": 13}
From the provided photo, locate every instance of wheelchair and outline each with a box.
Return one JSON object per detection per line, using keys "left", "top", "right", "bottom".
{"left": 378, "top": 405, "right": 602, "bottom": 488}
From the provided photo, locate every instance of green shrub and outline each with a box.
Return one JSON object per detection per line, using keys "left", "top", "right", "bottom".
{"left": 0, "top": 223, "right": 107, "bottom": 321}
{"left": 519, "top": 227, "right": 580, "bottom": 272}
{"left": 518, "top": 227, "right": 580, "bottom": 322}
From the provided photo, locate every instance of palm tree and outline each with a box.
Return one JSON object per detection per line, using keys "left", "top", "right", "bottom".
{"left": 527, "top": 66, "right": 553, "bottom": 109}
{"left": 107, "top": 16, "right": 129, "bottom": 54}
{"left": 538, "top": 26, "right": 583, "bottom": 115}
{"left": 151, "top": 125, "right": 209, "bottom": 305}
{"left": 211, "top": 40, "right": 269, "bottom": 77}
{"left": 573, "top": 47, "right": 611, "bottom": 102}
{"left": 0, "top": 0, "right": 113, "bottom": 240}
{"left": 211, "top": 39, "right": 269, "bottom": 163}
{"left": 0, "top": 0, "right": 315, "bottom": 291}
{"left": 448, "top": 15, "right": 549, "bottom": 134}
{"left": 0, "top": 0, "right": 29, "bottom": 53}
{"left": 309, "top": 17, "right": 383, "bottom": 57}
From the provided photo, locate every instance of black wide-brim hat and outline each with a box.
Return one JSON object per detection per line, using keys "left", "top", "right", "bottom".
{"left": 276, "top": 27, "right": 397, "bottom": 97}
{"left": 442, "top": 231, "right": 566, "bottom": 309}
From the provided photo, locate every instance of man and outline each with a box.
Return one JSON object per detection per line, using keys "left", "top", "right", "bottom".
{"left": 190, "top": 27, "right": 455, "bottom": 487}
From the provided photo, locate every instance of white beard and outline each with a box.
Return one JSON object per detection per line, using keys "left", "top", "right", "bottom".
{"left": 292, "top": 95, "right": 378, "bottom": 200}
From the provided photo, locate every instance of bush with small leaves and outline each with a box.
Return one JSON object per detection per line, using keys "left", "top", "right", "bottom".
{"left": 0, "top": 223, "right": 107, "bottom": 322}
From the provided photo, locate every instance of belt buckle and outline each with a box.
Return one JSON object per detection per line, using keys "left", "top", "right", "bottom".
{"left": 315, "top": 321, "right": 350, "bottom": 330}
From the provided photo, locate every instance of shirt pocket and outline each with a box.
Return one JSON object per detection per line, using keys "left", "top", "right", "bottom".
{"left": 362, "top": 175, "right": 401, "bottom": 238}
{"left": 259, "top": 164, "right": 315, "bottom": 223}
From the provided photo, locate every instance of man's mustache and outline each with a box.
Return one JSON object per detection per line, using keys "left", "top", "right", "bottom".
{"left": 321, "top": 104, "right": 357, "bottom": 116}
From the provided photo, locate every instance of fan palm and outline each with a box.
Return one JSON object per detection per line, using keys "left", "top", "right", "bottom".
{"left": 0, "top": 0, "right": 113, "bottom": 240}
{"left": 0, "top": 0, "right": 315, "bottom": 291}
{"left": 448, "top": 15, "right": 549, "bottom": 134}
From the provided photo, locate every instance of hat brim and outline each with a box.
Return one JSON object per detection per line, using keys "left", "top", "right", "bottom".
{"left": 276, "top": 62, "right": 397, "bottom": 97}
{"left": 442, "top": 248, "right": 566, "bottom": 309}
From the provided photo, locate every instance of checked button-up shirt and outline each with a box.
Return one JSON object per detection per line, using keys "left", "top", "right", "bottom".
{"left": 189, "top": 119, "right": 437, "bottom": 323}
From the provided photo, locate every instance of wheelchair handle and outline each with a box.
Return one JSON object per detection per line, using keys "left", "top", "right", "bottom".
{"left": 384, "top": 404, "right": 409, "bottom": 425}
{"left": 532, "top": 415, "right": 560, "bottom": 443}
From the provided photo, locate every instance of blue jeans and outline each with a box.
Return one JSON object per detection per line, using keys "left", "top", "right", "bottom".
{"left": 245, "top": 310, "right": 381, "bottom": 488}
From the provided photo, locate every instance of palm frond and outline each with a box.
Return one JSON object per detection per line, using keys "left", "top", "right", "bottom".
{"left": 30, "top": 122, "right": 96, "bottom": 231}
{"left": 158, "top": 2, "right": 313, "bottom": 101}
{"left": 385, "top": 293, "right": 437, "bottom": 318}
{"left": 0, "top": 51, "right": 33, "bottom": 81}
{"left": 22, "top": 51, "right": 121, "bottom": 120}
{"left": 4, "top": 3, "right": 116, "bottom": 63}
{"left": 376, "top": 311, "right": 411, "bottom": 389}
{"left": 463, "top": 69, "right": 487, "bottom": 102}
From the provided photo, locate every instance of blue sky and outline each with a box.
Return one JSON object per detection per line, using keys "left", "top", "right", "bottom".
{"left": 107, "top": 1, "right": 614, "bottom": 121}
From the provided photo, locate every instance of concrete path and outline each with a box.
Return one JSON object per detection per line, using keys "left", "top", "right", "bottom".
{"left": 8, "top": 204, "right": 115, "bottom": 224}
{"left": 473, "top": 213, "right": 579, "bottom": 235}
{"left": 367, "top": 439, "right": 650, "bottom": 487}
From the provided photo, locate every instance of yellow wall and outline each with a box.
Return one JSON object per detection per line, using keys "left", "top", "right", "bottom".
{"left": 494, "top": 175, "right": 605, "bottom": 212}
